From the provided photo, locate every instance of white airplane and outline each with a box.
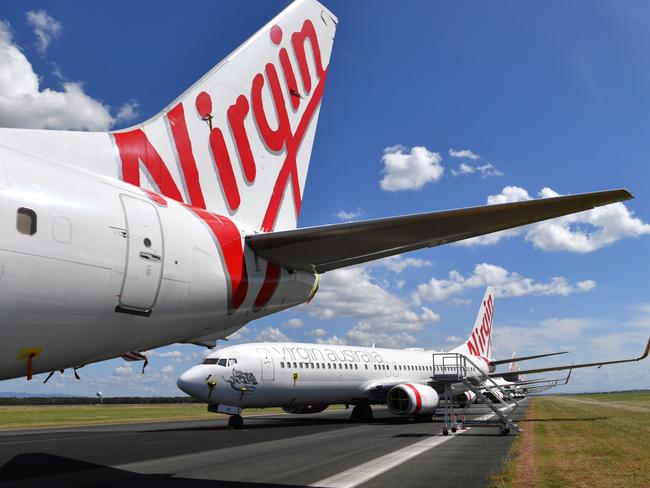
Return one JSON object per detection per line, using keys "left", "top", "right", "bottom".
{"left": 178, "top": 286, "right": 650, "bottom": 428}
{"left": 0, "top": 0, "right": 636, "bottom": 382}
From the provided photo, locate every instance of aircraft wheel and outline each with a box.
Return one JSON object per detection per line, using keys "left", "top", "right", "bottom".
{"left": 228, "top": 414, "right": 244, "bottom": 429}
{"left": 442, "top": 428, "right": 449, "bottom": 436}
{"left": 501, "top": 427, "right": 510, "bottom": 436}
{"left": 451, "top": 426, "right": 457, "bottom": 433}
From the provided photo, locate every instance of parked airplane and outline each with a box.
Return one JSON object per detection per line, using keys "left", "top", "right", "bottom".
{"left": 178, "top": 286, "right": 650, "bottom": 428}
{"left": 176, "top": 288, "right": 555, "bottom": 427}
{"left": 0, "top": 0, "right": 636, "bottom": 382}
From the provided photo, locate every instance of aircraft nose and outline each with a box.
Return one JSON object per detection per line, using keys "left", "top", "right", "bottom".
{"left": 177, "top": 367, "right": 208, "bottom": 400}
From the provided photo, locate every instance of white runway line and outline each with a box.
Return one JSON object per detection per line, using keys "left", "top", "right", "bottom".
{"left": 310, "top": 404, "right": 519, "bottom": 488}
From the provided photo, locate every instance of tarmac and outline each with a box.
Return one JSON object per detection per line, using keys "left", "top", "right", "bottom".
{"left": 0, "top": 400, "right": 527, "bottom": 487}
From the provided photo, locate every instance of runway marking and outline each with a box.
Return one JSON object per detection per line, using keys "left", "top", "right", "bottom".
{"left": 310, "top": 404, "right": 519, "bottom": 488}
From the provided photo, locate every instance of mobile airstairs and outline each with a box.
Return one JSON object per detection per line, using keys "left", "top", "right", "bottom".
{"left": 429, "top": 353, "right": 522, "bottom": 436}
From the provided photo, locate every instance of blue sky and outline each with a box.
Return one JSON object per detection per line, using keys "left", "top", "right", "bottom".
{"left": 0, "top": 0, "right": 648, "bottom": 395}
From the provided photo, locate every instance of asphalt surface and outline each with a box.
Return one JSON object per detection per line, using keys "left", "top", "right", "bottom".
{"left": 0, "top": 400, "right": 527, "bottom": 488}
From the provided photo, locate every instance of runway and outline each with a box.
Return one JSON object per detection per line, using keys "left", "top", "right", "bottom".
{"left": 0, "top": 400, "right": 527, "bottom": 487}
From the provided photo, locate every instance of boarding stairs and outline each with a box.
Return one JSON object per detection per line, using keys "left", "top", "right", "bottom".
{"left": 429, "top": 353, "right": 522, "bottom": 435}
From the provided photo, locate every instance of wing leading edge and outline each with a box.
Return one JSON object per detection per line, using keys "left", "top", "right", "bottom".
{"left": 247, "top": 189, "right": 632, "bottom": 273}
{"left": 495, "top": 337, "right": 650, "bottom": 382}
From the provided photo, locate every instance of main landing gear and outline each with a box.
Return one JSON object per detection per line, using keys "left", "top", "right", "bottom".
{"left": 350, "top": 402, "right": 373, "bottom": 422}
{"left": 228, "top": 414, "right": 244, "bottom": 429}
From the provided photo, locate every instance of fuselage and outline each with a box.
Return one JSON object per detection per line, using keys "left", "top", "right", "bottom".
{"left": 177, "top": 342, "right": 490, "bottom": 408}
{"left": 0, "top": 145, "right": 316, "bottom": 380}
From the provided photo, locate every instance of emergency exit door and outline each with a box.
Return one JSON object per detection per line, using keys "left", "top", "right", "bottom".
{"left": 118, "top": 195, "right": 164, "bottom": 314}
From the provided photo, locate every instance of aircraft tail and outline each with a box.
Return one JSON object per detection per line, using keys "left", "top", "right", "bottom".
{"left": 112, "top": 0, "right": 337, "bottom": 231}
{"left": 452, "top": 287, "right": 495, "bottom": 360}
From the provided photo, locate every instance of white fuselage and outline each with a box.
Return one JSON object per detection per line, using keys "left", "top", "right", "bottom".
{"left": 0, "top": 146, "right": 316, "bottom": 380}
{"left": 177, "top": 342, "right": 489, "bottom": 408}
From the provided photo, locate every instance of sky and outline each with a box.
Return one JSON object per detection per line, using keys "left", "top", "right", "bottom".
{"left": 0, "top": 0, "right": 648, "bottom": 396}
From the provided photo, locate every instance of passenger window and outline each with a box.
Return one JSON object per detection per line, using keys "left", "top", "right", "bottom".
{"left": 299, "top": 362, "right": 303, "bottom": 368}
{"left": 17, "top": 208, "right": 37, "bottom": 235}
{"left": 293, "top": 362, "right": 297, "bottom": 368}
{"left": 327, "top": 364, "right": 331, "bottom": 369}
{"left": 364, "top": 364, "right": 368, "bottom": 369}
{"left": 339, "top": 364, "right": 343, "bottom": 369}
{"left": 316, "top": 363, "right": 320, "bottom": 369}
{"left": 280, "top": 362, "right": 285, "bottom": 368}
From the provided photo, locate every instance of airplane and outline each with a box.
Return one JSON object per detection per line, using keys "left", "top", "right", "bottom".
{"left": 177, "top": 286, "right": 650, "bottom": 429}
{"left": 176, "top": 288, "right": 561, "bottom": 427}
{"left": 0, "top": 0, "right": 637, "bottom": 382}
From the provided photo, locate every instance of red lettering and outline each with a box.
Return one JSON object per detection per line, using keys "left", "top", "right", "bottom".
{"left": 280, "top": 47, "right": 300, "bottom": 110}
{"left": 113, "top": 130, "right": 183, "bottom": 202}
{"left": 252, "top": 64, "right": 291, "bottom": 152}
{"left": 292, "top": 19, "right": 325, "bottom": 94}
{"left": 167, "top": 103, "right": 206, "bottom": 208}
{"left": 209, "top": 126, "right": 241, "bottom": 211}
{"left": 227, "top": 95, "right": 256, "bottom": 183}
{"left": 185, "top": 206, "right": 248, "bottom": 313}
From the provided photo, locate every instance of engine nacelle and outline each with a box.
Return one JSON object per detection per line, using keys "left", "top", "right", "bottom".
{"left": 281, "top": 404, "right": 329, "bottom": 414}
{"left": 387, "top": 383, "right": 439, "bottom": 416}
{"left": 455, "top": 390, "right": 476, "bottom": 408}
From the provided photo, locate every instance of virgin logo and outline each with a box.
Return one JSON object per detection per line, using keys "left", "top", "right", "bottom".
{"left": 112, "top": 20, "right": 327, "bottom": 314}
{"left": 466, "top": 294, "right": 494, "bottom": 357}
{"left": 113, "top": 19, "right": 327, "bottom": 232}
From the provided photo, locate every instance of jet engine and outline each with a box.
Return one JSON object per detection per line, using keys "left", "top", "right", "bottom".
{"left": 454, "top": 390, "right": 476, "bottom": 408}
{"left": 387, "top": 383, "right": 439, "bottom": 416}
{"left": 281, "top": 404, "right": 329, "bottom": 414}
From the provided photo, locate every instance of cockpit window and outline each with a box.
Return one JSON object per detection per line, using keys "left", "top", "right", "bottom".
{"left": 217, "top": 358, "right": 227, "bottom": 367}
{"left": 202, "top": 358, "right": 218, "bottom": 365}
{"left": 228, "top": 358, "right": 237, "bottom": 366}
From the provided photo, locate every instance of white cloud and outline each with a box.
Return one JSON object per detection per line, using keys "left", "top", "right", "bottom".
{"left": 451, "top": 162, "right": 503, "bottom": 178}
{"left": 256, "top": 327, "right": 290, "bottom": 342}
{"left": 376, "top": 255, "right": 432, "bottom": 273}
{"left": 446, "top": 335, "right": 461, "bottom": 343}
{"left": 457, "top": 186, "right": 650, "bottom": 251}
{"left": 316, "top": 335, "right": 348, "bottom": 345}
{"left": 161, "top": 365, "right": 174, "bottom": 375}
{"left": 115, "top": 99, "right": 139, "bottom": 125}
{"left": 227, "top": 326, "right": 250, "bottom": 341}
{"left": 307, "top": 265, "right": 439, "bottom": 348}
{"left": 335, "top": 208, "right": 362, "bottom": 221}
{"left": 380, "top": 146, "right": 444, "bottom": 191}
{"left": 26, "top": 10, "right": 61, "bottom": 54}
{"left": 282, "top": 318, "right": 304, "bottom": 329}
{"left": 449, "top": 148, "right": 480, "bottom": 160}
{"left": 0, "top": 19, "right": 128, "bottom": 131}
{"left": 310, "top": 328, "right": 327, "bottom": 338}
{"left": 416, "top": 263, "right": 596, "bottom": 302}
{"left": 114, "top": 365, "right": 133, "bottom": 376}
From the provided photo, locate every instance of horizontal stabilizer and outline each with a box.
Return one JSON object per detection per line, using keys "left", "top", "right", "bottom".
{"left": 247, "top": 189, "right": 632, "bottom": 273}
{"left": 490, "top": 351, "right": 568, "bottom": 367}
{"left": 496, "top": 337, "right": 649, "bottom": 382}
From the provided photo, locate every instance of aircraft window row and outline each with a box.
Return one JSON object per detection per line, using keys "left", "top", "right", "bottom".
{"left": 373, "top": 364, "right": 433, "bottom": 371}
{"left": 279, "top": 361, "right": 359, "bottom": 370}
{"left": 17, "top": 208, "right": 37, "bottom": 235}
{"left": 202, "top": 357, "right": 237, "bottom": 366}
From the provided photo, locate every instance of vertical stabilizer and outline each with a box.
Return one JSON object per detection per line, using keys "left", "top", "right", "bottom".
{"left": 112, "top": 0, "right": 337, "bottom": 231}
{"left": 452, "top": 287, "right": 495, "bottom": 360}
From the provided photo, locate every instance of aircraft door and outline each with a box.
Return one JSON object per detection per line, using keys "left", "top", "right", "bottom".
{"left": 257, "top": 348, "right": 275, "bottom": 382}
{"left": 118, "top": 195, "right": 164, "bottom": 313}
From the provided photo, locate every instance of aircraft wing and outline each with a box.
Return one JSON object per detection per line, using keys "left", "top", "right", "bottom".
{"left": 247, "top": 189, "right": 632, "bottom": 273}
{"left": 490, "top": 351, "right": 568, "bottom": 366}
{"left": 495, "top": 338, "right": 649, "bottom": 382}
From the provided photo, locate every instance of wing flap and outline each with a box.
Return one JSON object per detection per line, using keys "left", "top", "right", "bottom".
{"left": 247, "top": 189, "right": 632, "bottom": 273}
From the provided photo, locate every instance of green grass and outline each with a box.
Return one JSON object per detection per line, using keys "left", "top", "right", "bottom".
{"left": 0, "top": 404, "right": 292, "bottom": 430}
{"left": 488, "top": 391, "right": 650, "bottom": 488}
